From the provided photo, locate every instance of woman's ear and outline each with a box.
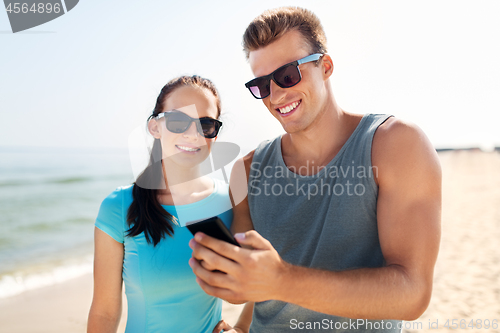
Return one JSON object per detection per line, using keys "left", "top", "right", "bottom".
{"left": 148, "top": 118, "right": 162, "bottom": 139}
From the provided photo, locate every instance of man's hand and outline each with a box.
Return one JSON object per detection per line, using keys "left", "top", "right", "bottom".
{"left": 189, "top": 230, "right": 288, "bottom": 303}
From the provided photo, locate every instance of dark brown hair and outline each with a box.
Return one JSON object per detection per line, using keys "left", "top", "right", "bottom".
{"left": 242, "top": 6, "right": 327, "bottom": 59}
{"left": 126, "top": 75, "right": 221, "bottom": 246}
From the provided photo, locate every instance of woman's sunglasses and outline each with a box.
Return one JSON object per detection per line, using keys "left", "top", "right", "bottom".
{"left": 244, "top": 53, "right": 324, "bottom": 99}
{"left": 155, "top": 111, "right": 222, "bottom": 139}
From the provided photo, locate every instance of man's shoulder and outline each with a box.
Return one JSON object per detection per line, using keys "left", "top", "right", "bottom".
{"left": 256, "top": 135, "right": 282, "bottom": 151}
{"left": 373, "top": 116, "right": 429, "bottom": 151}
{"left": 372, "top": 116, "right": 441, "bottom": 184}
{"left": 232, "top": 135, "right": 281, "bottom": 184}
{"left": 243, "top": 149, "right": 255, "bottom": 164}
{"left": 245, "top": 136, "right": 282, "bottom": 163}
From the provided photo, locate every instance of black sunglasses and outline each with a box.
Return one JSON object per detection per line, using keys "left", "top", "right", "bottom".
{"left": 244, "top": 53, "right": 323, "bottom": 99}
{"left": 155, "top": 111, "right": 222, "bottom": 139}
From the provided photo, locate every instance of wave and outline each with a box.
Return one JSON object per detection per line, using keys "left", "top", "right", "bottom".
{"left": 0, "top": 180, "right": 27, "bottom": 187}
{"left": 15, "top": 218, "right": 93, "bottom": 233}
{"left": 0, "top": 174, "right": 131, "bottom": 188}
{"left": 0, "top": 237, "right": 13, "bottom": 250}
{"left": 52, "top": 176, "right": 93, "bottom": 184}
{"left": 0, "top": 177, "right": 92, "bottom": 187}
{"left": 0, "top": 255, "right": 93, "bottom": 299}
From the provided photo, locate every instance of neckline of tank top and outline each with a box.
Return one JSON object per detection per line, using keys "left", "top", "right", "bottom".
{"left": 275, "top": 113, "right": 370, "bottom": 179}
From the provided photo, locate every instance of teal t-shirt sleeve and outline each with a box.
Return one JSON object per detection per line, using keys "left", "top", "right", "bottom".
{"left": 95, "top": 187, "right": 125, "bottom": 243}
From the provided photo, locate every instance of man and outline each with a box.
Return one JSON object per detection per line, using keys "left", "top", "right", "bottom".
{"left": 189, "top": 7, "right": 441, "bottom": 333}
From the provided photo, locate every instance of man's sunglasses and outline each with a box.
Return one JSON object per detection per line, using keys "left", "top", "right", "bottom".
{"left": 155, "top": 111, "right": 222, "bottom": 139}
{"left": 244, "top": 53, "right": 324, "bottom": 99}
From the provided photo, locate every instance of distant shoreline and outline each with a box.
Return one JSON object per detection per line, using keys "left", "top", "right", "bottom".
{"left": 0, "top": 145, "right": 130, "bottom": 154}
{"left": 436, "top": 146, "right": 500, "bottom": 153}
{"left": 1, "top": 144, "right": 499, "bottom": 154}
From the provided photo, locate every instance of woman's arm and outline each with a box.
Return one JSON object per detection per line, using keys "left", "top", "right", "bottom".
{"left": 87, "top": 227, "right": 124, "bottom": 333}
{"left": 212, "top": 302, "right": 254, "bottom": 333}
{"left": 232, "top": 302, "right": 254, "bottom": 333}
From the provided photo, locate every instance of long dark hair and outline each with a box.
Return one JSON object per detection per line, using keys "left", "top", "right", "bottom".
{"left": 126, "top": 75, "right": 221, "bottom": 246}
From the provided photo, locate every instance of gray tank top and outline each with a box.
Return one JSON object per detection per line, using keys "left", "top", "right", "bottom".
{"left": 248, "top": 114, "right": 401, "bottom": 332}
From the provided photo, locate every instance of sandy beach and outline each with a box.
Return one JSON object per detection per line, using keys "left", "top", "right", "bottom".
{"left": 0, "top": 271, "right": 244, "bottom": 333}
{"left": 405, "top": 150, "right": 500, "bottom": 333}
{"left": 0, "top": 150, "right": 498, "bottom": 332}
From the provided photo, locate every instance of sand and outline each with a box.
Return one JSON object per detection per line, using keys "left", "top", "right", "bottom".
{"left": 0, "top": 272, "right": 244, "bottom": 333}
{"left": 404, "top": 151, "right": 500, "bottom": 333}
{"left": 0, "top": 150, "right": 498, "bottom": 332}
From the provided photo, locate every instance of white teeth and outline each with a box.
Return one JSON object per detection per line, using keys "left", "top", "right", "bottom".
{"left": 177, "top": 145, "right": 199, "bottom": 152}
{"left": 278, "top": 101, "right": 300, "bottom": 114}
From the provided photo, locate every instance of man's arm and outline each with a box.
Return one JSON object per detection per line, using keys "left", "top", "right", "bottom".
{"left": 213, "top": 152, "right": 256, "bottom": 333}
{"left": 274, "top": 118, "right": 441, "bottom": 319}
{"left": 190, "top": 119, "right": 441, "bottom": 320}
{"left": 229, "top": 151, "right": 255, "bottom": 235}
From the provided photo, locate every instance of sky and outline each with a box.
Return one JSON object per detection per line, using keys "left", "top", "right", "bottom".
{"left": 1, "top": 0, "right": 499, "bottom": 153}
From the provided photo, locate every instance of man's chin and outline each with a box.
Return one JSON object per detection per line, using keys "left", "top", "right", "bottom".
{"left": 280, "top": 122, "right": 304, "bottom": 134}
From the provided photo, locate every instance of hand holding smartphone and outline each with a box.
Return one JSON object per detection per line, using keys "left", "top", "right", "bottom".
{"left": 186, "top": 216, "right": 241, "bottom": 247}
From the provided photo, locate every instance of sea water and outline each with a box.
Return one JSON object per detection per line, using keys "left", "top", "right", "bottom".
{"left": 0, "top": 144, "right": 245, "bottom": 298}
{"left": 0, "top": 146, "right": 133, "bottom": 298}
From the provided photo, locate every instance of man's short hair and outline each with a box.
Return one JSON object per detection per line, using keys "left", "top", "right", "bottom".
{"left": 242, "top": 6, "right": 328, "bottom": 59}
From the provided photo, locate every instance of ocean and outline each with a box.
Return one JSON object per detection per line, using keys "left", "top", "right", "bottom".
{"left": 0, "top": 146, "right": 134, "bottom": 298}
{"left": 0, "top": 144, "right": 244, "bottom": 299}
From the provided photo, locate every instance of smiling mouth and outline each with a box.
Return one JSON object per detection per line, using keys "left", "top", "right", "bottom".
{"left": 277, "top": 100, "right": 301, "bottom": 114}
{"left": 176, "top": 145, "right": 201, "bottom": 152}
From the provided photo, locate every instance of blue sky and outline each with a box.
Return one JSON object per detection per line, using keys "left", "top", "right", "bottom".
{"left": 1, "top": 0, "right": 499, "bottom": 152}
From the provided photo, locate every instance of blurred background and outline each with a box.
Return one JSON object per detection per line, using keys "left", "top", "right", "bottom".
{"left": 0, "top": 0, "right": 499, "bottom": 332}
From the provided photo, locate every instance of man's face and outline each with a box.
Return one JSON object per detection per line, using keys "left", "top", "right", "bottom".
{"left": 248, "top": 30, "right": 329, "bottom": 134}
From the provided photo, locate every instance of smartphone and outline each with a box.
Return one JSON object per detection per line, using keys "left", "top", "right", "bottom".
{"left": 186, "top": 216, "right": 240, "bottom": 247}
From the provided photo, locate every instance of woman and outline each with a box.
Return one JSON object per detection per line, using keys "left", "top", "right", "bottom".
{"left": 87, "top": 75, "right": 232, "bottom": 332}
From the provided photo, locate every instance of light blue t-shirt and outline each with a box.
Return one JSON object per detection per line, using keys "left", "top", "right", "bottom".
{"left": 95, "top": 178, "right": 233, "bottom": 333}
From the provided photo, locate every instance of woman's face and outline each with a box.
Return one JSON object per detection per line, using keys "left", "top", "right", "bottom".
{"left": 151, "top": 85, "right": 219, "bottom": 169}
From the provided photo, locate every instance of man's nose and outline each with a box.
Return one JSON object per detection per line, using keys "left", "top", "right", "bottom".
{"left": 269, "top": 80, "right": 286, "bottom": 105}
